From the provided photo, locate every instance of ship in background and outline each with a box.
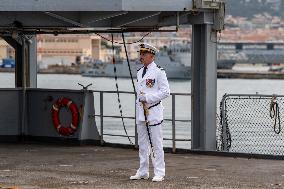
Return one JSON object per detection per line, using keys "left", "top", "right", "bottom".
{"left": 80, "top": 43, "right": 236, "bottom": 80}
{"left": 80, "top": 44, "right": 192, "bottom": 79}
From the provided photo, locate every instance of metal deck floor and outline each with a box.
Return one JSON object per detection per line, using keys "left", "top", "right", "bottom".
{"left": 0, "top": 144, "right": 283, "bottom": 189}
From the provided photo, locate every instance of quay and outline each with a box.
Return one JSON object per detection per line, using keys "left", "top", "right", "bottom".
{"left": 218, "top": 69, "right": 284, "bottom": 79}
{"left": 0, "top": 143, "right": 283, "bottom": 189}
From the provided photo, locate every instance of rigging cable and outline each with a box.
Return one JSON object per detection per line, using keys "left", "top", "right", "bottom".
{"left": 95, "top": 32, "right": 151, "bottom": 45}
{"left": 111, "top": 33, "right": 134, "bottom": 145}
{"left": 121, "top": 32, "right": 136, "bottom": 96}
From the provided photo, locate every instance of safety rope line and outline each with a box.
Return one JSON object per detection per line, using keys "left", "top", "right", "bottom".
{"left": 111, "top": 34, "right": 133, "bottom": 145}
{"left": 270, "top": 95, "right": 281, "bottom": 134}
{"left": 121, "top": 32, "right": 136, "bottom": 96}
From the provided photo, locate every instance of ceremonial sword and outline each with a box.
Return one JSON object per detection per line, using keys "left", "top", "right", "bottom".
{"left": 141, "top": 101, "right": 155, "bottom": 158}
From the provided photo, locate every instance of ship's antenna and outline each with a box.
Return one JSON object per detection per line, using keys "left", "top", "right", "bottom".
{"left": 111, "top": 33, "right": 134, "bottom": 145}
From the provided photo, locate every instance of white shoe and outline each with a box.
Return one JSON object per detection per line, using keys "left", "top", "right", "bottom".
{"left": 152, "top": 175, "right": 164, "bottom": 182}
{"left": 129, "top": 173, "right": 149, "bottom": 180}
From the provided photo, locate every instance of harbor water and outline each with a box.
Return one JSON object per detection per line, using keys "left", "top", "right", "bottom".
{"left": 1, "top": 72, "right": 284, "bottom": 149}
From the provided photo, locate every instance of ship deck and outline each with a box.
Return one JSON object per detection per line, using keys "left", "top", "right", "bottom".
{"left": 0, "top": 144, "right": 283, "bottom": 189}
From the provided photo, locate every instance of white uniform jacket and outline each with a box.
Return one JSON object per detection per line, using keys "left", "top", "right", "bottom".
{"left": 136, "top": 62, "right": 170, "bottom": 125}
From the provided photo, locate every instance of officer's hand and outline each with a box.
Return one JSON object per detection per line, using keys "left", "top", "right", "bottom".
{"left": 139, "top": 94, "right": 146, "bottom": 102}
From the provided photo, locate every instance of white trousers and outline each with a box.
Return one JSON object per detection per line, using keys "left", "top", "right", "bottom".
{"left": 136, "top": 121, "right": 165, "bottom": 177}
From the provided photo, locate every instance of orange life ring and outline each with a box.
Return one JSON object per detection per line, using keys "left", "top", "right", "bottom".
{"left": 51, "top": 97, "right": 80, "bottom": 136}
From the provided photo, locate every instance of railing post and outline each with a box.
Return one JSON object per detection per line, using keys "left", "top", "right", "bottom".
{"left": 172, "top": 94, "right": 176, "bottom": 153}
{"left": 100, "top": 91, "right": 104, "bottom": 145}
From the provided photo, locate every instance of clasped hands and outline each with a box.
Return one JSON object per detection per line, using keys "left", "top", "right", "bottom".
{"left": 139, "top": 92, "right": 147, "bottom": 103}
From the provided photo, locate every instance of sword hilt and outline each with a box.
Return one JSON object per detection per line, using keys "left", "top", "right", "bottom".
{"left": 142, "top": 102, "right": 149, "bottom": 116}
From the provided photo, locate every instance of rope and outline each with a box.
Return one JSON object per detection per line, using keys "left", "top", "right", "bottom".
{"left": 95, "top": 32, "right": 151, "bottom": 45}
{"left": 270, "top": 95, "right": 281, "bottom": 134}
{"left": 121, "top": 32, "right": 136, "bottom": 96}
{"left": 111, "top": 34, "right": 133, "bottom": 145}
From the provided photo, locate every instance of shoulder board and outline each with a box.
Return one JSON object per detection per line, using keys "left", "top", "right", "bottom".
{"left": 157, "top": 65, "right": 165, "bottom": 71}
{"left": 137, "top": 67, "right": 143, "bottom": 72}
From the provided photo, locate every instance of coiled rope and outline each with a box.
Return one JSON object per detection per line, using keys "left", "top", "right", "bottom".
{"left": 270, "top": 95, "right": 281, "bottom": 134}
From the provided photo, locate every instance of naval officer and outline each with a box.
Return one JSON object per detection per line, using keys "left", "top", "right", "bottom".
{"left": 130, "top": 43, "right": 170, "bottom": 182}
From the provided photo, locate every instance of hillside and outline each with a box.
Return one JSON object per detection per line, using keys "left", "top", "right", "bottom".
{"left": 226, "top": 0, "right": 284, "bottom": 18}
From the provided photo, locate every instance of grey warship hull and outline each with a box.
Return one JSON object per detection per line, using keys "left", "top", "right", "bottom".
{"left": 81, "top": 54, "right": 191, "bottom": 79}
